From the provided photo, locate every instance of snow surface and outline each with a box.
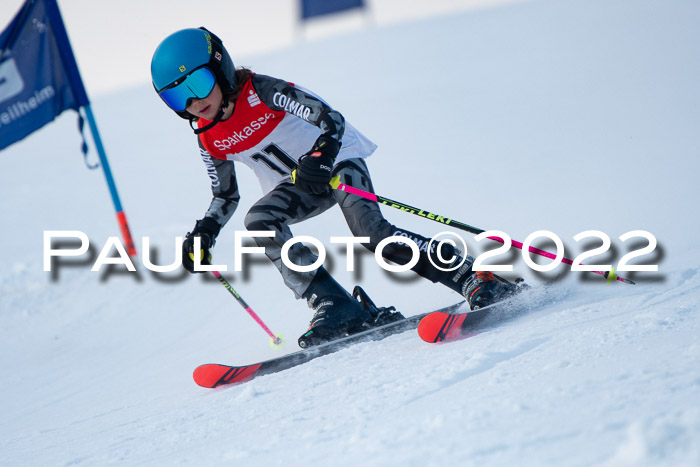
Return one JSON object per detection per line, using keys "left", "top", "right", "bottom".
{"left": 2, "top": 0, "right": 700, "bottom": 465}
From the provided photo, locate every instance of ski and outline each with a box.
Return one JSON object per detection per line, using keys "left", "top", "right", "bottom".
{"left": 417, "top": 302, "right": 501, "bottom": 343}
{"left": 193, "top": 300, "right": 466, "bottom": 388}
{"left": 418, "top": 276, "right": 534, "bottom": 344}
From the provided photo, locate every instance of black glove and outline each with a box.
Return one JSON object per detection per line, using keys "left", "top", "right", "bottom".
{"left": 182, "top": 217, "right": 220, "bottom": 273}
{"left": 293, "top": 135, "right": 340, "bottom": 195}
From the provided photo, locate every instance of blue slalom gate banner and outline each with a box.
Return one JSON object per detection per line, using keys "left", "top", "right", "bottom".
{"left": 0, "top": 0, "right": 137, "bottom": 256}
{"left": 0, "top": 0, "right": 89, "bottom": 150}
{"left": 300, "top": 0, "right": 365, "bottom": 20}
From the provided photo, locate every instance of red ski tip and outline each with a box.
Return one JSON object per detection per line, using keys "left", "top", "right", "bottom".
{"left": 418, "top": 311, "right": 468, "bottom": 343}
{"left": 193, "top": 363, "right": 261, "bottom": 388}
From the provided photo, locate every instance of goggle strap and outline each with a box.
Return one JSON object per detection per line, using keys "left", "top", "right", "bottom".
{"left": 192, "top": 104, "right": 226, "bottom": 135}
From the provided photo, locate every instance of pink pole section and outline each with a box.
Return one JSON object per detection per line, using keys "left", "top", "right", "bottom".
{"left": 330, "top": 178, "right": 634, "bottom": 285}
{"left": 336, "top": 181, "right": 378, "bottom": 201}
{"left": 489, "top": 237, "right": 623, "bottom": 284}
{"left": 211, "top": 270, "right": 283, "bottom": 344}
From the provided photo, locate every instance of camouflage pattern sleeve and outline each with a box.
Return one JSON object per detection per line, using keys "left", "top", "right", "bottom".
{"left": 198, "top": 139, "right": 240, "bottom": 231}
{"left": 251, "top": 74, "right": 345, "bottom": 144}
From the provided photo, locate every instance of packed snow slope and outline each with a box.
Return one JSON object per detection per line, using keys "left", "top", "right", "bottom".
{"left": 2, "top": 0, "right": 700, "bottom": 465}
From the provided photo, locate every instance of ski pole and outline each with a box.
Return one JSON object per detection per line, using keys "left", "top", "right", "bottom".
{"left": 211, "top": 270, "right": 284, "bottom": 346}
{"left": 329, "top": 176, "right": 634, "bottom": 285}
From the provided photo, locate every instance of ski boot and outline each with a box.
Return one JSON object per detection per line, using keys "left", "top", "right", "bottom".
{"left": 298, "top": 268, "right": 373, "bottom": 348}
{"left": 436, "top": 254, "right": 524, "bottom": 310}
{"left": 461, "top": 270, "right": 521, "bottom": 310}
{"left": 298, "top": 268, "right": 405, "bottom": 348}
{"left": 352, "top": 286, "right": 405, "bottom": 327}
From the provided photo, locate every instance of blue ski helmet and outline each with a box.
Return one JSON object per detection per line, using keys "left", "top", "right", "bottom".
{"left": 151, "top": 27, "right": 236, "bottom": 118}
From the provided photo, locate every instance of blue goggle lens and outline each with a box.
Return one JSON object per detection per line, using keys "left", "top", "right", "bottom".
{"left": 159, "top": 67, "right": 216, "bottom": 112}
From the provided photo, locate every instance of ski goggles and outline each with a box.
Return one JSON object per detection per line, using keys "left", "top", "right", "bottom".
{"left": 158, "top": 67, "right": 216, "bottom": 112}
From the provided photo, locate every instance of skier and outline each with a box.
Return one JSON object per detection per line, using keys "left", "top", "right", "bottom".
{"left": 150, "top": 28, "right": 518, "bottom": 344}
